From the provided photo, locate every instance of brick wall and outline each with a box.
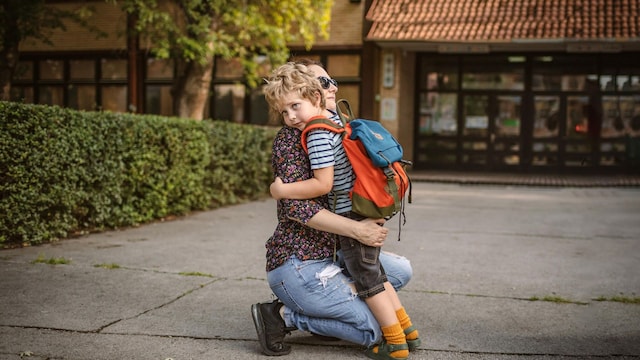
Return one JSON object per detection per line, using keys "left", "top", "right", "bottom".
{"left": 20, "top": 0, "right": 363, "bottom": 52}
{"left": 316, "top": 0, "right": 364, "bottom": 47}
{"left": 19, "top": 2, "right": 127, "bottom": 51}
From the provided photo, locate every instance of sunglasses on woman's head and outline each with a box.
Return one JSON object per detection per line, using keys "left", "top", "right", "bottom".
{"left": 317, "top": 76, "right": 338, "bottom": 89}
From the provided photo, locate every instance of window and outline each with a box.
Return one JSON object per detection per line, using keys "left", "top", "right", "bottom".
{"left": 70, "top": 60, "right": 95, "bottom": 80}
{"left": 147, "top": 58, "right": 173, "bottom": 79}
{"left": 68, "top": 85, "right": 96, "bottom": 110}
{"left": 145, "top": 85, "right": 173, "bottom": 116}
{"left": 101, "top": 85, "right": 127, "bottom": 112}
{"left": 462, "top": 56, "right": 524, "bottom": 90}
{"left": 99, "top": 59, "right": 128, "bottom": 112}
{"left": 213, "top": 84, "right": 245, "bottom": 122}
{"left": 463, "top": 95, "right": 489, "bottom": 137}
{"left": 40, "top": 60, "right": 64, "bottom": 80}
{"left": 12, "top": 57, "right": 129, "bottom": 112}
{"left": 533, "top": 55, "right": 598, "bottom": 92}
{"left": 14, "top": 62, "right": 33, "bottom": 80}
{"left": 425, "top": 71, "right": 458, "bottom": 91}
{"left": 10, "top": 87, "right": 34, "bottom": 103}
{"left": 38, "top": 86, "right": 64, "bottom": 106}
{"left": 533, "top": 96, "right": 560, "bottom": 138}
{"left": 145, "top": 58, "right": 174, "bottom": 115}
{"left": 419, "top": 92, "right": 457, "bottom": 135}
{"left": 101, "top": 59, "right": 127, "bottom": 80}
{"left": 496, "top": 96, "right": 521, "bottom": 137}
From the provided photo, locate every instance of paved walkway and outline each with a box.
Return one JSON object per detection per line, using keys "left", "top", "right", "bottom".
{"left": 1, "top": 182, "right": 639, "bottom": 359}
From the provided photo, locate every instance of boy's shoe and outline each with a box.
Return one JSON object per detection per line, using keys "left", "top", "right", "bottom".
{"left": 404, "top": 325, "right": 421, "bottom": 351}
{"left": 251, "top": 300, "right": 292, "bottom": 356}
{"left": 364, "top": 340, "right": 409, "bottom": 360}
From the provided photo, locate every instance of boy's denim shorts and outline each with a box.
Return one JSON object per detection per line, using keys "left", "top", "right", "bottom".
{"left": 339, "top": 236, "right": 387, "bottom": 298}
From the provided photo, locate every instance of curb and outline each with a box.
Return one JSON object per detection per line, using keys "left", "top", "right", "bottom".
{"left": 408, "top": 171, "right": 640, "bottom": 187}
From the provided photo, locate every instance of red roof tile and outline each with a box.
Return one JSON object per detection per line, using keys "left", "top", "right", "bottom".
{"left": 366, "top": 0, "right": 640, "bottom": 42}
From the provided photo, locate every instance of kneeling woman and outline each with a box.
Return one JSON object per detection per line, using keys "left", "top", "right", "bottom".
{"left": 251, "top": 65, "right": 413, "bottom": 356}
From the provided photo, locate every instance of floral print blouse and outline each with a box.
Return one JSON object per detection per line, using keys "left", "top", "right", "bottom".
{"left": 265, "top": 126, "right": 337, "bottom": 272}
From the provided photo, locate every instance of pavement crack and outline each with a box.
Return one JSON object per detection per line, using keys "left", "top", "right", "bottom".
{"left": 412, "top": 289, "right": 594, "bottom": 305}
{"left": 95, "top": 277, "right": 221, "bottom": 333}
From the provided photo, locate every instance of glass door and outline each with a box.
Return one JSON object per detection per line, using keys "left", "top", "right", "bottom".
{"left": 493, "top": 95, "right": 522, "bottom": 167}
{"left": 461, "top": 94, "right": 522, "bottom": 169}
{"left": 532, "top": 95, "right": 561, "bottom": 167}
{"left": 461, "top": 95, "right": 489, "bottom": 167}
{"left": 564, "top": 95, "right": 592, "bottom": 167}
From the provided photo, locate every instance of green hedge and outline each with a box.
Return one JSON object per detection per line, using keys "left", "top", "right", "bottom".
{"left": 0, "top": 101, "right": 276, "bottom": 246}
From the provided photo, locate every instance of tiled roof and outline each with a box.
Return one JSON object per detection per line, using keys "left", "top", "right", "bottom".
{"left": 366, "top": 0, "right": 640, "bottom": 42}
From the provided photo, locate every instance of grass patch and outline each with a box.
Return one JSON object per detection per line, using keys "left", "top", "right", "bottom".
{"left": 594, "top": 294, "right": 640, "bottom": 304}
{"left": 94, "top": 263, "right": 121, "bottom": 269}
{"left": 528, "top": 295, "right": 588, "bottom": 305}
{"left": 31, "top": 254, "right": 71, "bottom": 265}
{"left": 179, "top": 271, "right": 213, "bottom": 278}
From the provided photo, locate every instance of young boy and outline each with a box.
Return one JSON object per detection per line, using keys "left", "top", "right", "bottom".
{"left": 263, "top": 62, "right": 419, "bottom": 360}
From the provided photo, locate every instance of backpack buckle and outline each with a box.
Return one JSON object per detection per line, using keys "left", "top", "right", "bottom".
{"left": 383, "top": 166, "right": 395, "bottom": 179}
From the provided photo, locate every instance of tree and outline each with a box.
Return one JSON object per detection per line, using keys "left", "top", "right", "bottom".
{"left": 0, "top": 0, "right": 104, "bottom": 101}
{"left": 117, "top": 0, "right": 333, "bottom": 120}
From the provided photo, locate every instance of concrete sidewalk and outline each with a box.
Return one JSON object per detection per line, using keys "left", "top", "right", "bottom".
{"left": 1, "top": 183, "right": 639, "bottom": 360}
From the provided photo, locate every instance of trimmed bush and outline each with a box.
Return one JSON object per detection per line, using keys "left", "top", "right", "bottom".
{"left": 0, "top": 101, "right": 276, "bottom": 246}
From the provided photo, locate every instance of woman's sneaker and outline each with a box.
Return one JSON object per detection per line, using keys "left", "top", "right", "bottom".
{"left": 251, "top": 300, "right": 292, "bottom": 356}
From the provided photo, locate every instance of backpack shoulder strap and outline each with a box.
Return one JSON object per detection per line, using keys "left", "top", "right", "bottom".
{"left": 336, "top": 99, "right": 354, "bottom": 126}
{"left": 301, "top": 115, "right": 345, "bottom": 153}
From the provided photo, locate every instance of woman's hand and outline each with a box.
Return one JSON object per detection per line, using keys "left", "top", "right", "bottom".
{"left": 353, "top": 218, "right": 388, "bottom": 247}
{"left": 270, "top": 177, "right": 284, "bottom": 200}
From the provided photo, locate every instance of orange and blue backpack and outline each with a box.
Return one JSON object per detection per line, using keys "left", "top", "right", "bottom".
{"left": 301, "top": 99, "right": 412, "bottom": 239}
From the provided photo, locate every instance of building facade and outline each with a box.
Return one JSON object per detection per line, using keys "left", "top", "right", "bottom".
{"left": 364, "top": 0, "right": 640, "bottom": 174}
{"left": 10, "top": 0, "right": 640, "bottom": 174}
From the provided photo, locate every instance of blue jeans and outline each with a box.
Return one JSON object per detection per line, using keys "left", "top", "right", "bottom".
{"left": 266, "top": 251, "right": 412, "bottom": 347}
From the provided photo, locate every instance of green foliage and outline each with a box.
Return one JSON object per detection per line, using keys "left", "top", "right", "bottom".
{"left": 117, "top": 0, "right": 333, "bottom": 88}
{"left": 204, "top": 120, "right": 274, "bottom": 205}
{"left": 0, "top": 101, "right": 276, "bottom": 246}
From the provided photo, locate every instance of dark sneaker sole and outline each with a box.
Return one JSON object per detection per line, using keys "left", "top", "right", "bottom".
{"left": 251, "top": 304, "right": 291, "bottom": 356}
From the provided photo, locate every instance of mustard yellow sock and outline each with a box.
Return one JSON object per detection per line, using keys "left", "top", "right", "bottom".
{"left": 396, "top": 307, "right": 419, "bottom": 340}
{"left": 370, "top": 323, "right": 408, "bottom": 358}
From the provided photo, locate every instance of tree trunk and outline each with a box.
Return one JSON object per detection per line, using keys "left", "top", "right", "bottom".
{"left": 0, "top": 54, "right": 15, "bottom": 101}
{"left": 172, "top": 56, "right": 214, "bottom": 121}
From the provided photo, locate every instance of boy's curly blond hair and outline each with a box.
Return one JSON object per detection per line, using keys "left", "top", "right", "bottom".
{"left": 263, "top": 62, "right": 326, "bottom": 121}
